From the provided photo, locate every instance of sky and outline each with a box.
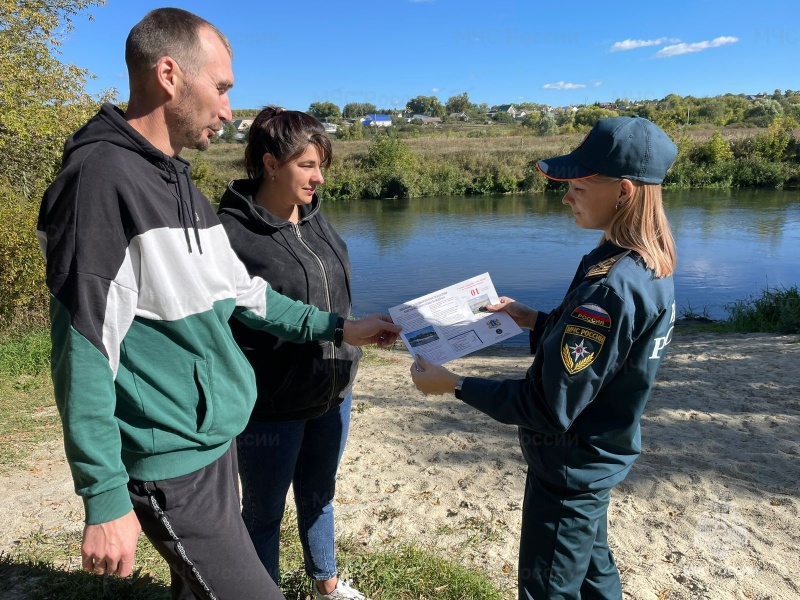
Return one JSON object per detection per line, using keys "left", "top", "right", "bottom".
{"left": 56, "top": 0, "right": 799, "bottom": 112}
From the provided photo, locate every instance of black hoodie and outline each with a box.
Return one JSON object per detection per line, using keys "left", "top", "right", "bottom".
{"left": 218, "top": 178, "right": 361, "bottom": 421}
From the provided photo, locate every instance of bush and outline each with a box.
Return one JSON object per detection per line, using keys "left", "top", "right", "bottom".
{"left": 725, "top": 285, "right": 800, "bottom": 333}
{"left": 753, "top": 116, "right": 796, "bottom": 162}
{"left": 0, "top": 191, "right": 48, "bottom": 330}
{"left": 491, "top": 165, "right": 518, "bottom": 193}
{"left": 696, "top": 131, "right": 734, "bottom": 165}
{"left": 423, "top": 163, "right": 471, "bottom": 196}
{"left": 318, "top": 161, "right": 365, "bottom": 202}
{"left": 467, "top": 171, "right": 495, "bottom": 195}
{"left": 190, "top": 156, "right": 228, "bottom": 203}
{"left": 359, "top": 133, "right": 422, "bottom": 199}
{"left": 730, "top": 157, "right": 789, "bottom": 188}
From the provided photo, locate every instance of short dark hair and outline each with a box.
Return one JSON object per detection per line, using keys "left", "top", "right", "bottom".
{"left": 244, "top": 107, "right": 333, "bottom": 180}
{"left": 125, "top": 8, "right": 231, "bottom": 84}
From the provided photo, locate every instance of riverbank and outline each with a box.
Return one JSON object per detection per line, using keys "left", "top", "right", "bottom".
{"left": 1, "top": 330, "right": 799, "bottom": 599}
{"left": 187, "top": 127, "right": 800, "bottom": 204}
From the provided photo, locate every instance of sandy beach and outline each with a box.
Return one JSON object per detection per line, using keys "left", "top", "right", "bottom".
{"left": 2, "top": 329, "right": 799, "bottom": 599}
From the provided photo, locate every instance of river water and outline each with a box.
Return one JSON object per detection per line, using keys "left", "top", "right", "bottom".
{"left": 323, "top": 189, "right": 800, "bottom": 344}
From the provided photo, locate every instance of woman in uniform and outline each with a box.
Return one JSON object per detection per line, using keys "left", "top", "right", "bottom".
{"left": 410, "top": 116, "right": 679, "bottom": 600}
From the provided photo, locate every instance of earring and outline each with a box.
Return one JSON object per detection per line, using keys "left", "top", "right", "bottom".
{"left": 271, "top": 175, "right": 275, "bottom": 181}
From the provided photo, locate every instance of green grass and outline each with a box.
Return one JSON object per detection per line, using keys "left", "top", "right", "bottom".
{"left": 723, "top": 285, "right": 800, "bottom": 334}
{"left": 0, "top": 328, "right": 51, "bottom": 379}
{"left": 0, "top": 372, "right": 59, "bottom": 474}
{"left": 0, "top": 530, "right": 170, "bottom": 600}
{"left": 1, "top": 514, "right": 510, "bottom": 600}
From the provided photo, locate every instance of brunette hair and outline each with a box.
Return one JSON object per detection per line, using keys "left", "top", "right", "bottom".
{"left": 244, "top": 107, "right": 333, "bottom": 179}
{"left": 595, "top": 176, "right": 676, "bottom": 278}
{"left": 125, "top": 8, "right": 231, "bottom": 84}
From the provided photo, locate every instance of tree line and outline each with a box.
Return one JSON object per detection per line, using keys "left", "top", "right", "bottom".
{"left": 228, "top": 91, "right": 800, "bottom": 136}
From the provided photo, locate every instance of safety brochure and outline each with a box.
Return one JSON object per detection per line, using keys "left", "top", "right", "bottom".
{"left": 388, "top": 273, "right": 523, "bottom": 365}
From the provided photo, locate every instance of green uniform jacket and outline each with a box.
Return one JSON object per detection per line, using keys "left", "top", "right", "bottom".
{"left": 460, "top": 241, "right": 675, "bottom": 491}
{"left": 36, "top": 105, "right": 338, "bottom": 524}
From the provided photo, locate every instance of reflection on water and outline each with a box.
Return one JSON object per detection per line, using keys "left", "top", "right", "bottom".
{"left": 323, "top": 189, "right": 800, "bottom": 344}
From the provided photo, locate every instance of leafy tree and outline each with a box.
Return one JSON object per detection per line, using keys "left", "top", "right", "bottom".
{"left": 754, "top": 116, "right": 795, "bottom": 161}
{"left": 220, "top": 121, "right": 239, "bottom": 143}
{"left": 573, "top": 106, "right": 618, "bottom": 130}
{"left": 538, "top": 112, "right": 558, "bottom": 136}
{"left": 492, "top": 111, "right": 514, "bottom": 124}
{"left": 652, "top": 93, "right": 700, "bottom": 129}
{"left": 521, "top": 112, "right": 542, "bottom": 129}
{"left": 407, "top": 95, "right": 444, "bottom": 117}
{"left": 1, "top": 0, "right": 113, "bottom": 329}
{"left": 307, "top": 101, "right": 341, "bottom": 122}
{"left": 696, "top": 98, "right": 732, "bottom": 127}
{"left": 445, "top": 92, "right": 472, "bottom": 114}
{"left": 342, "top": 102, "right": 377, "bottom": 119}
{"left": 0, "top": 0, "right": 114, "bottom": 197}
{"left": 745, "top": 99, "right": 783, "bottom": 127}
{"left": 554, "top": 109, "right": 574, "bottom": 128}
{"left": 337, "top": 121, "right": 362, "bottom": 141}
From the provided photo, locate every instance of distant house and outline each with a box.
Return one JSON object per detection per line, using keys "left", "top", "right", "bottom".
{"left": 232, "top": 119, "right": 253, "bottom": 132}
{"left": 361, "top": 114, "right": 392, "bottom": 127}
{"left": 494, "top": 104, "right": 518, "bottom": 116}
{"left": 449, "top": 112, "right": 470, "bottom": 121}
{"left": 321, "top": 122, "right": 339, "bottom": 133}
{"left": 410, "top": 114, "right": 442, "bottom": 125}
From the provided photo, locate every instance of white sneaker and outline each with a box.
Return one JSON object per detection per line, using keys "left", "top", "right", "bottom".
{"left": 312, "top": 579, "right": 371, "bottom": 600}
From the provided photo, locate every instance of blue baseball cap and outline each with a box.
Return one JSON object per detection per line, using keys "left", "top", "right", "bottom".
{"left": 536, "top": 116, "right": 678, "bottom": 184}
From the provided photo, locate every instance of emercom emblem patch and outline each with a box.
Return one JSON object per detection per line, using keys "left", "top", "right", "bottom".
{"left": 561, "top": 324, "right": 606, "bottom": 375}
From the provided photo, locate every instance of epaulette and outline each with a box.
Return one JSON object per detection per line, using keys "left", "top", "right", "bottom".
{"left": 584, "top": 250, "right": 631, "bottom": 280}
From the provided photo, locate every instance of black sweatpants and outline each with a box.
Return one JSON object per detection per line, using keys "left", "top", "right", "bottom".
{"left": 129, "top": 442, "right": 285, "bottom": 600}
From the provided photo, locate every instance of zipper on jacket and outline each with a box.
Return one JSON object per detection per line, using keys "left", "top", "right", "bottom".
{"left": 292, "top": 223, "right": 337, "bottom": 406}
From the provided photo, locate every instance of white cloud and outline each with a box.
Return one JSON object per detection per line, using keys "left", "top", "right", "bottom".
{"left": 431, "top": 87, "right": 439, "bottom": 93}
{"left": 610, "top": 37, "right": 675, "bottom": 52}
{"left": 543, "top": 81, "right": 586, "bottom": 90}
{"left": 591, "top": 79, "right": 603, "bottom": 87}
{"left": 655, "top": 36, "right": 739, "bottom": 58}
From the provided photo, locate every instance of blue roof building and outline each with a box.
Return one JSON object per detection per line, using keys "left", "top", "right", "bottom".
{"left": 361, "top": 114, "right": 392, "bottom": 127}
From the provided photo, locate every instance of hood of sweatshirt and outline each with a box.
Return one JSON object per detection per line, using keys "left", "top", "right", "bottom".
{"left": 217, "top": 178, "right": 321, "bottom": 232}
{"left": 63, "top": 103, "right": 204, "bottom": 253}
{"left": 64, "top": 103, "right": 188, "bottom": 180}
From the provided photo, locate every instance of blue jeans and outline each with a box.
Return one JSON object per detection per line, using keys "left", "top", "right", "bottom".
{"left": 237, "top": 393, "right": 352, "bottom": 584}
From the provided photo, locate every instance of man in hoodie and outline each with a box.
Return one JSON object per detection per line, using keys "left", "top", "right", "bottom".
{"left": 36, "top": 8, "right": 399, "bottom": 600}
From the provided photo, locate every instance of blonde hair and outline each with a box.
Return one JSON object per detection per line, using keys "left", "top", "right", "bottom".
{"left": 594, "top": 176, "right": 676, "bottom": 278}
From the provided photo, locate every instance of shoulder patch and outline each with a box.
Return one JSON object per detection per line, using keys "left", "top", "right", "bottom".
{"left": 584, "top": 250, "right": 631, "bottom": 280}
{"left": 571, "top": 303, "right": 611, "bottom": 329}
{"left": 561, "top": 324, "right": 606, "bottom": 375}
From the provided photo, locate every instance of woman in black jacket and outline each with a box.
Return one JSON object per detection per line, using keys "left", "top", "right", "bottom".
{"left": 218, "top": 108, "right": 368, "bottom": 600}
